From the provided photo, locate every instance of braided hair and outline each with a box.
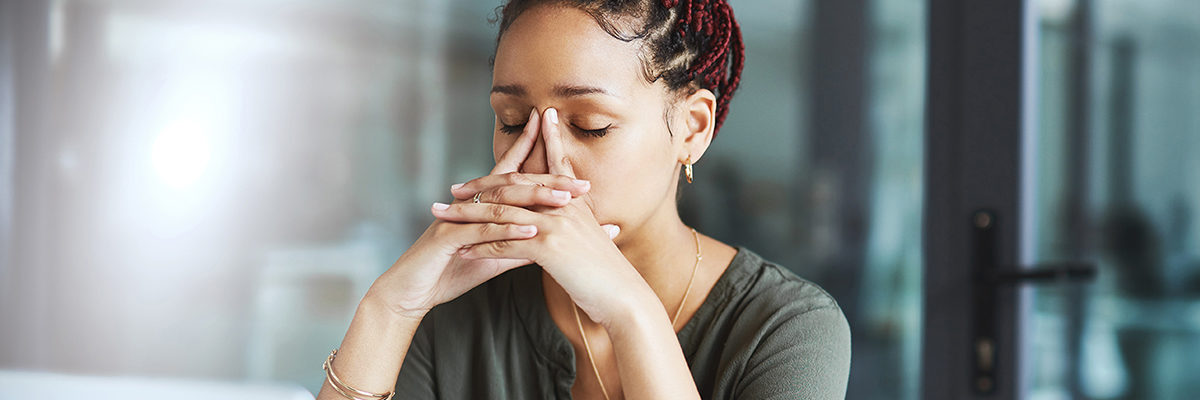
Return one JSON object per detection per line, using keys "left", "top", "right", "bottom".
{"left": 493, "top": 0, "right": 745, "bottom": 138}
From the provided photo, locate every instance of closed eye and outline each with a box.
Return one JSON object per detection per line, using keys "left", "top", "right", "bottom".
{"left": 501, "top": 123, "right": 610, "bottom": 137}
{"left": 499, "top": 123, "right": 526, "bottom": 135}
{"left": 574, "top": 123, "right": 612, "bottom": 138}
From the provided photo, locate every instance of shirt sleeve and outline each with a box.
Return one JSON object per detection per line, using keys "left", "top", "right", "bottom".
{"left": 734, "top": 304, "right": 852, "bottom": 399}
{"left": 394, "top": 314, "right": 437, "bottom": 399}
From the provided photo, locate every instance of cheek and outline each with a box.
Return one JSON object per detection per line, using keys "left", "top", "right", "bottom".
{"left": 581, "top": 165, "right": 667, "bottom": 226}
{"left": 574, "top": 139, "right": 674, "bottom": 221}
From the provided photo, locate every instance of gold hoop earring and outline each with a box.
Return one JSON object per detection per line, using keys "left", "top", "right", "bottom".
{"left": 684, "top": 156, "right": 694, "bottom": 184}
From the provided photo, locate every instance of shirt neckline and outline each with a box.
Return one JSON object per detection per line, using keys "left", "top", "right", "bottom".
{"left": 509, "top": 245, "right": 759, "bottom": 373}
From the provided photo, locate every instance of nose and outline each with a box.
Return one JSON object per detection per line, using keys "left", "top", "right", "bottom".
{"left": 518, "top": 129, "right": 548, "bottom": 174}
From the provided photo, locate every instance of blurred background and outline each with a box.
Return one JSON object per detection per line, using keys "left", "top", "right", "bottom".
{"left": 0, "top": 0, "right": 1196, "bottom": 399}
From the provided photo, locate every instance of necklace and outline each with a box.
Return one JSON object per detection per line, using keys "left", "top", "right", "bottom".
{"left": 570, "top": 227, "right": 702, "bottom": 400}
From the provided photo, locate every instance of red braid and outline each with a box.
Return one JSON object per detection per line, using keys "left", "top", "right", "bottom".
{"left": 495, "top": 0, "right": 744, "bottom": 136}
{"left": 662, "top": 0, "right": 745, "bottom": 135}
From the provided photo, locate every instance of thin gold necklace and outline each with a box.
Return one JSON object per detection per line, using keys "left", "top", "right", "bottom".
{"left": 570, "top": 227, "right": 702, "bottom": 400}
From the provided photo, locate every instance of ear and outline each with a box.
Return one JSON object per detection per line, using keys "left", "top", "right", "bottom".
{"left": 676, "top": 88, "right": 718, "bottom": 164}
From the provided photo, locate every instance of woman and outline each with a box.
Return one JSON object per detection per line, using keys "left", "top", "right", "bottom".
{"left": 316, "top": 0, "right": 850, "bottom": 399}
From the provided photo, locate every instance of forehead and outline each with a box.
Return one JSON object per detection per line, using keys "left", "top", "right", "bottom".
{"left": 492, "top": 5, "right": 649, "bottom": 98}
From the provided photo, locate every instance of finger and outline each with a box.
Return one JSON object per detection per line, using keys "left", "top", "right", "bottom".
{"left": 460, "top": 238, "right": 532, "bottom": 261}
{"left": 451, "top": 172, "right": 590, "bottom": 199}
{"left": 453, "top": 171, "right": 538, "bottom": 199}
{"left": 491, "top": 108, "right": 541, "bottom": 175}
{"left": 431, "top": 201, "right": 544, "bottom": 225}
{"left": 450, "top": 253, "right": 533, "bottom": 281}
{"left": 541, "top": 107, "right": 576, "bottom": 178}
{"left": 473, "top": 184, "right": 574, "bottom": 207}
{"left": 451, "top": 254, "right": 534, "bottom": 282}
{"left": 440, "top": 221, "right": 538, "bottom": 250}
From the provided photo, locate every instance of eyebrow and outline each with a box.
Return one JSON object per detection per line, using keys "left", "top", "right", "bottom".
{"left": 490, "top": 84, "right": 618, "bottom": 99}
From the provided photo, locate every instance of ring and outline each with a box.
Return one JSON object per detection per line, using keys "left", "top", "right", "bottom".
{"left": 473, "top": 192, "right": 482, "bottom": 204}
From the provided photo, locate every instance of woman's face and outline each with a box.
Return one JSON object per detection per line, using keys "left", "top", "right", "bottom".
{"left": 491, "top": 5, "right": 691, "bottom": 242}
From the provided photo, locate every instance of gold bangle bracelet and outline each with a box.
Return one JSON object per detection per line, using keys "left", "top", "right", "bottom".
{"left": 323, "top": 349, "right": 395, "bottom": 400}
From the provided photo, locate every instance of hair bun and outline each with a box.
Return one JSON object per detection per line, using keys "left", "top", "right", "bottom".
{"left": 662, "top": 0, "right": 744, "bottom": 135}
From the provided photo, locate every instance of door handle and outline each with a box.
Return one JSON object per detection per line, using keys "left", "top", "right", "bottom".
{"left": 970, "top": 209, "right": 1097, "bottom": 394}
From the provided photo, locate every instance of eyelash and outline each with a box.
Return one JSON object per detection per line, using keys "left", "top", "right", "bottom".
{"left": 499, "top": 124, "right": 525, "bottom": 135}
{"left": 499, "top": 123, "right": 612, "bottom": 137}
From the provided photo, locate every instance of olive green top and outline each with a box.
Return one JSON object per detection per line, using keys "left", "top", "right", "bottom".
{"left": 395, "top": 246, "right": 851, "bottom": 399}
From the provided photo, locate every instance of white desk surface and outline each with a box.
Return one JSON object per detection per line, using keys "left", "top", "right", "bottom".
{"left": 0, "top": 370, "right": 315, "bottom": 400}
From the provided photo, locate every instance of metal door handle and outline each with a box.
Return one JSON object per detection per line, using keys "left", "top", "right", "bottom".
{"left": 970, "top": 210, "right": 1097, "bottom": 394}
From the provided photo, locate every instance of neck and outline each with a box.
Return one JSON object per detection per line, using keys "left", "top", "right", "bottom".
{"left": 612, "top": 202, "right": 698, "bottom": 313}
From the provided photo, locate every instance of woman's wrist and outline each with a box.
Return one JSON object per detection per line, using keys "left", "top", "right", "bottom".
{"left": 316, "top": 289, "right": 426, "bottom": 399}
{"left": 602, "top": 288, "right": 671, "bottom": 339}
{"left": 601, "top": 284, "right": 702, "bottom": 399}
{"left": 360, "top": 289, "right": 428, "bottom": 326}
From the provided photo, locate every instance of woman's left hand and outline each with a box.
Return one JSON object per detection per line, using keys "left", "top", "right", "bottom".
{"left": 431, "top": 107, "right": 656, "bottom": 327}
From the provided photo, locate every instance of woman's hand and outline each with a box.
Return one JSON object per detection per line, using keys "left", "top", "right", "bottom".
{"left": 364, "top": 109, "right": 590, "bottom": 320}
{"left": 317, "top": 109, "right": 611, "bottom": 400}
{"left": 432, "top": 107, "right": 657, "bottom": 327}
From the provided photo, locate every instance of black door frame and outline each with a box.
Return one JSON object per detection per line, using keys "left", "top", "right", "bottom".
{"left": 922, "top": 0, "right": 1039, "bottom": 398}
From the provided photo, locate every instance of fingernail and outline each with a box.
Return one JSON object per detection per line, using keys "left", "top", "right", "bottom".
{"left": 518, "top": 225, "right": 537, "bottom": 234}
{"left": 573, "top": 179, "right": 590, "bottom": 187}
{"left": 450, "top": 183, "right": 464, "bottom": 191}
{"left": 545, "top": 108, "right": 558, "bottom": 125}
{"left": 603, "top": 224, "right": 620, "bottom": 239}
{"left": 432, "top": 202, "right": 450, "bottom": 211}
{"left": 552, "top": 190, "right": 570, "bottom": 200}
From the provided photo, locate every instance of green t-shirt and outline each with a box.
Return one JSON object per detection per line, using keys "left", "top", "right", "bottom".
{"left": 395, "top": 246, "right": 851, "bottom": 399}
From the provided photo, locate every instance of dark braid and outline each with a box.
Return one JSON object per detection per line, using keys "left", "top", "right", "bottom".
{"left": 493, "top": 0, "right": 745, "bottom": 138}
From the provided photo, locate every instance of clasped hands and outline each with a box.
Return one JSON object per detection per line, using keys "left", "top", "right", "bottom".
{"left": 421, "top": 107, "right": 652, "bottom": 326}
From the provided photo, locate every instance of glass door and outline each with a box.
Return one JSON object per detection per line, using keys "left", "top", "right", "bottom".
{"left": 1025, "top": 0, "right": 1200, "bottom": 399}
{"left": 923, "top": 0, "right": 1200, "bottom": 399}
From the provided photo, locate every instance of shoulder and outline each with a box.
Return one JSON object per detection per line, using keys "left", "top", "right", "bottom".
{"left": 728, "top": 247, "right": 849, "bottom": 333}
{"left": 719, "top": 247, "right": 852, "bottom": 398}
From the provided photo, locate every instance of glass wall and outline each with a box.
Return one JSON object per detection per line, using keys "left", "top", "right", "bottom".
{"left": 0, "top": 0, "right": 926, "bottom": 397}
{"left": 860, "top": 1, "right": 925, "bottom": 398}
{"left": 1029, "top": 0, "right": 1200, "bottom": 398}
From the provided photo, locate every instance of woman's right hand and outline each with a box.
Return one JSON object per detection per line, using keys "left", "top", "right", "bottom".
{"left": 362, "top": 108, "right": 587, "bottom": 320}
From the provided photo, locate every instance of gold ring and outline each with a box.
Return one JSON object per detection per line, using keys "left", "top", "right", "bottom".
{"left": 473, "top": 192, "right": 482, "bottom": 204}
